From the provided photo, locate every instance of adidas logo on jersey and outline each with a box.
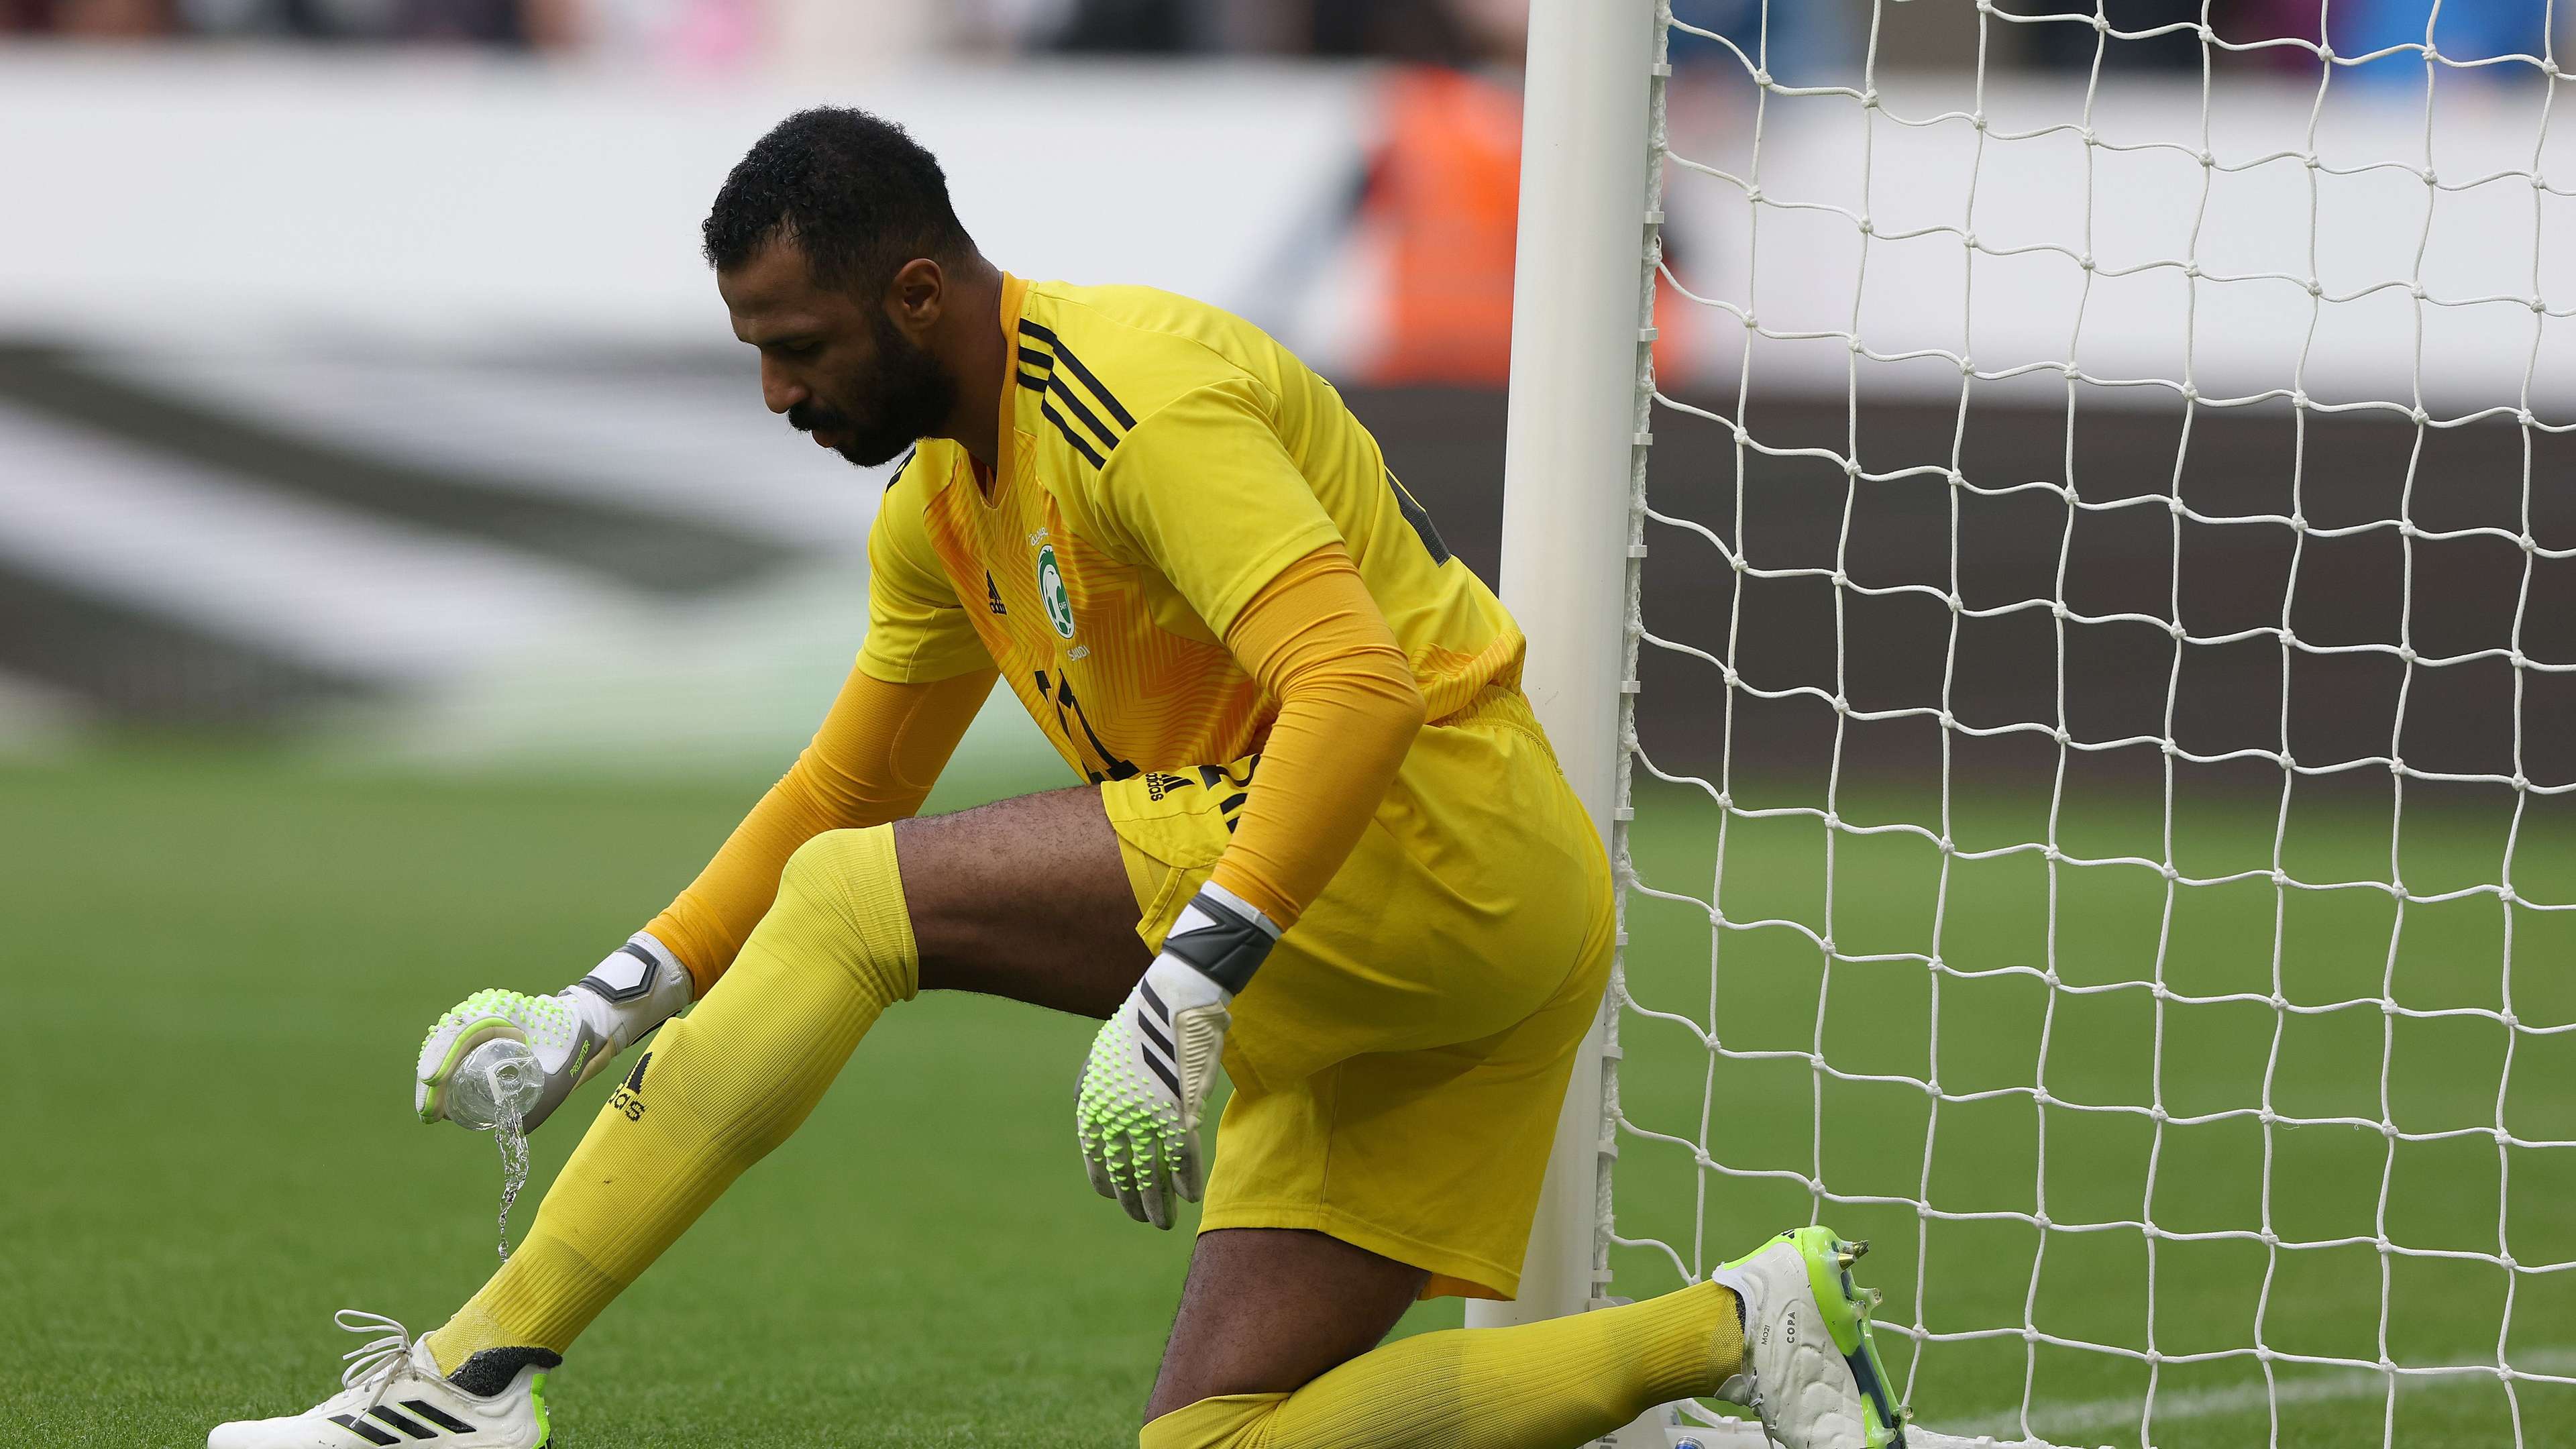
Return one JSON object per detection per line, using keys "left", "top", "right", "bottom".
{"left": 986, "top": 573, "right": 1008, "bottom": 614}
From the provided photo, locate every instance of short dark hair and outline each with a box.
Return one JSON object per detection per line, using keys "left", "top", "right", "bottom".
{"left": 702, "top": 107, "right": 974, "bottom": 295}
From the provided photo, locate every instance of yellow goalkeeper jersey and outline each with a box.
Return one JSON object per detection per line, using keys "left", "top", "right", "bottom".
{"left": 856, "top": 274, "right": 1525, "bottom": 784}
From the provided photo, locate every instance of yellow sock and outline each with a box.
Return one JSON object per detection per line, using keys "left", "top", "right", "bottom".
{"left": 425, "top": 825, "right": 916, "bottom": 1376}
{"left": 1141, "top": 1282, "right": 1741, "bottom": 1449}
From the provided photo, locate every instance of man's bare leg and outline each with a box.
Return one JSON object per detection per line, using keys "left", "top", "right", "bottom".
{"left": 1146, "top": 1229, "right": 1429, "bottom": 1420}
{"left": 898, "top": 791, "right": 1434, "bottom": 1413}
{"left": 894, "top": 786, "right": 1150, "bottom": 1015}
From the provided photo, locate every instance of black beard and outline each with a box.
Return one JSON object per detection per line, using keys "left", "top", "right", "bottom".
{"left": 792, "top": 311, "right": 959, "bottom": 468}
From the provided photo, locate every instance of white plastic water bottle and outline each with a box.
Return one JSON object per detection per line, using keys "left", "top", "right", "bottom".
{"left": 445, "top": 1038, "right": 543, "bottom": 1132}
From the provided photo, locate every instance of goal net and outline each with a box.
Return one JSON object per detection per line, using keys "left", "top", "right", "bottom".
{"left": 1575, "top": 5, "right": 2576, "bottom": 1447}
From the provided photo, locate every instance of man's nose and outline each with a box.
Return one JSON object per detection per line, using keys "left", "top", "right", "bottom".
{"left": 760, "top": 358, "right": 807, "bottom": 415}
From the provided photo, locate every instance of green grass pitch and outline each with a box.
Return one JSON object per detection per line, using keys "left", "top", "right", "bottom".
{"left": 1611, "top": 773, "right": 2576, "bottom": 1449}
{"left": 5, "top": 749, "right": 2570, "bottom": 1446}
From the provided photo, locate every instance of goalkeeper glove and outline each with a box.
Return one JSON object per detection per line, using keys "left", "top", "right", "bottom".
{"left": 1075, "top": 883, "right": 1280, "bottom": 1228}
{"left": 414, "top": 931, "right": 693, "bottom": 1132}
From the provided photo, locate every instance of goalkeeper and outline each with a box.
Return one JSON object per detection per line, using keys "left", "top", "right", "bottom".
{"left": 210, "top": 109, "right": 1901, "bottom": 1449}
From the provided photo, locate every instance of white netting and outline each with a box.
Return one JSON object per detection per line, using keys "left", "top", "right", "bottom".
{"left": 1605, "top": 5, "right": 2576, "bottom": 1447}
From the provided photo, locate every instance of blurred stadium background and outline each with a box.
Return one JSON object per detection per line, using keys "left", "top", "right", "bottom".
{"left": 8, "top": 3, "right": 2575, "bottom": 1446}
{"left": 1, "top": 0, "right": 2569, "bottom": 779}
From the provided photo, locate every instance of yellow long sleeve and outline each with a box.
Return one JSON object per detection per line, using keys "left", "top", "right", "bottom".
{"left": 646, "top": 662, "right": 994, "bottom": 994}
{"left": 1207, "top": 545, "right": 1428, "bottom": 929}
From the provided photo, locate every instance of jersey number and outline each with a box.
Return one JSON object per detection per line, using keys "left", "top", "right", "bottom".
{"left": 1034, "top": 668, "right": 1139, "bottom": 784}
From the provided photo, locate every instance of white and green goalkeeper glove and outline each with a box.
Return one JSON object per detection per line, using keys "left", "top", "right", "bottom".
{"left": 1076, "top": 883, "right": 1281, "bottom": 1229}
{"left": 414, "top": 932, "right": 693, "bottom": 1132}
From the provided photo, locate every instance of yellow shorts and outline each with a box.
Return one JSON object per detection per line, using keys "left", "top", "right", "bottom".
{"left": 1100, "top": 688, "right": 1615, "bottom": 1301}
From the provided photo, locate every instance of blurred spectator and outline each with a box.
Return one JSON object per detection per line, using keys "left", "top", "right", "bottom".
{"left": 5, "top": 0, "right": 582, "bottom": 40}
{"left": 1050, "top": 0, "right": 1196, "bottom": 52}
{"left": 1362, "top": 63, "right": 1521, "bottom": 384}
{"left": 2332, "top": 0, "right": 2552, "bottom": 78}
{"left": 5, "top": 0, "right": 174, "bottom": 32}
{"left": 574, "top": 0, "right": 755, "bottom": 70}
{"left": 2220, "top": 0, "right": 2328, "bottom": 72}
{"left": 2017, "top": 1, "right": 2203, "bottom": 70}
{"left": 1666, "top": 0, "right": 1857, "bottom": 82}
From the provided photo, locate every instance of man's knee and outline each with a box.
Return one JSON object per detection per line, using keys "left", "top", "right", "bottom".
{"left": 769, "top": 824, "right": 919, "bottom": 1004}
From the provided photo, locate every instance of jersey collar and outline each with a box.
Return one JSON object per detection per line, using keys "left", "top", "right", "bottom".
{"left": 983, "top": 272, "right": 1032, "bottom": 510}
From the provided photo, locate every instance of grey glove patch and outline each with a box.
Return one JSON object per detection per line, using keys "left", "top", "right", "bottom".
{"left": 1161, "top": 888, "right": 1275, "bottom": 994}
{"left": 575, "top": 942, "right": 662, "bottom": 1004}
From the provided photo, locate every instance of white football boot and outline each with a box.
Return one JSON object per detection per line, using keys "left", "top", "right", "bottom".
{"left": 1710, "top": 1227, "right": 1909, "bottom": 1449}
{"left": 209, "top": 1311, "right": 555, "bottom": 1449}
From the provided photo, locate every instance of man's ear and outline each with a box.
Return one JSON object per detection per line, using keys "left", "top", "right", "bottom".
{"left": 886, "top": 258, "right": 946, "bottom": 340}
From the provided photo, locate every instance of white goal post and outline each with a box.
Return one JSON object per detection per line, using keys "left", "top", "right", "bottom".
{"left": 1493, "top": 4, "right": 2576, "bottom": 1449}
{"left": 1479, "top": 0, "right": 1660, "bottom": 1336}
